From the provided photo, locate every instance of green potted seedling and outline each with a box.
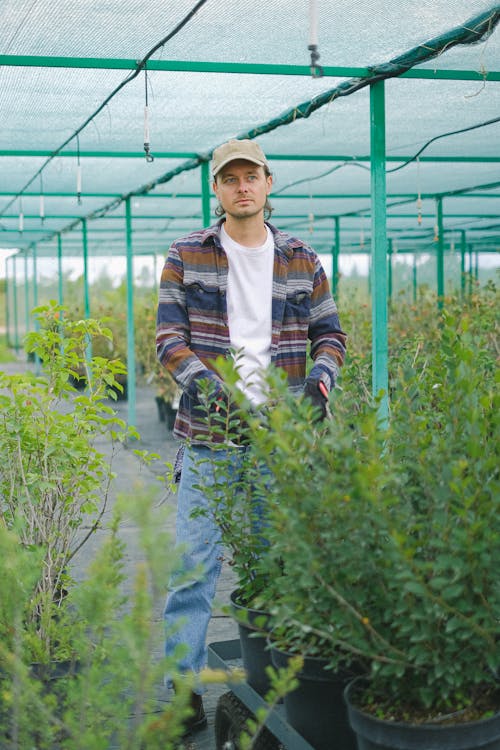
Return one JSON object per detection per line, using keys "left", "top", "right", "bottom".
{"left": 0, "top": 301, "right": 136, "bottom": 669}
{"left": 246, "top": 305, "right": 499, "bottom": 750}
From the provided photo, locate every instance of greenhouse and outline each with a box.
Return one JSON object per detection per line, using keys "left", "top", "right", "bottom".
{"left": 0, "top": 2, "right": 499, "bottom": 748}
{"left": 1, "top": 0, "right": 499, "bottom": 424}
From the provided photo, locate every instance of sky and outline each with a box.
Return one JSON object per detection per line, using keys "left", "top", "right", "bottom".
{"left": 2, "top": 246, "right": 498, "bottom": 285}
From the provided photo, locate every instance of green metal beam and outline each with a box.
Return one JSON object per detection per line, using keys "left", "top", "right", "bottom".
{"left": 460, "top": 230, "right": 467, "bottom": 298}
{"left": 82, "top": 219, "right": 90, "bottom": 318}
{"left": 24, "top": 253, "right": 30, "bottom": 346}
{"left": 436, "top": 198, "right": 445, "bottom": 307}
{"left": 332, "top": 217, "right": 340, "bottom": 296}
{"left": 57, "top": 233, "right": 63, "bottom": 306}
{"left": 201, "top": 162, "right": 211, "bottom": 228}
{"left": 12, "top": 255, "right": 19, "bottom": 349}
{"left": 370, "top": 81, "right": 389, "bottom": 425}
{"left": 125, "top": 197, "right": 136, "bottom": 428}
{"left": 387, "top": 239, "right": 393, "bottom": 303}
{"left": 2, "top": 212, "right": 499, "bottom": 221}
{"left": 2, "top": 149, "right": 499, "bottom": 164}
{"left": 1, "top": 55, "right": 498, "bottom": 82}
{"left": 1, "top": 190, "right": 498, "bottom": 200}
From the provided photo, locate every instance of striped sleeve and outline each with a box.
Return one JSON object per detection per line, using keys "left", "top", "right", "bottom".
{"left": 156, "top": 243, "right": 207, "bottom": 390}
{"left": 308, "top": 255, "right": 347, "bottom": 388}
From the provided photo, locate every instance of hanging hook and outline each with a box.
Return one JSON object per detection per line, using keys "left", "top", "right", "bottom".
{"left": 308, "top": 45, "right": 324, "bottom": 78}
{"left": 308, "top": 0, "right": 323, "bottom": 77}
{"left": 144, "top": 67, "right": 155, "bottom": 162}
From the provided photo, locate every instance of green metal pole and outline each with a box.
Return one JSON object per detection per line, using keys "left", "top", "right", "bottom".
{"left": 474, "top": 249, "right": 479, "bottom": 282}
{"left": 201, "top": 161, "right": 211, "bottom": 228}
{"left": 24, "top": 252, "right": 30, "bottom": 340}
{"left": 57, "top": 233, "right": 64, "bottom": 306}
{"left": 32, "top": 246, "right": 40, "bottom": 372}
{"left": 32, "top": 246, "right": 38, "bottom": 309}
{"left": 125, "top": 197, "right": 136, "bottom": 427}
{"left": 460, "top": 230, "right": 466, "bottom": 298}
{"left": 370, "top": 81, "right": 389, "bottom": 425}
{"left": 12, "top": 255, "right": 19, "bottom": 349}
{"left": 387, "top": 238, "right": 393, "bottom": 305}
{"left": 4, "top": 255, "right": 10, "bottom": 347}
{"left": 468, "top": 244, "right": 473, "bottom": 296}
{"left": 436, "top": 198, "right": 444, "bottom": 308}
{"left": 332, "top": 217, "right": 340, "bottom": 296}
{"left": 82, "top": 219, "right": 90, "bottom": 318}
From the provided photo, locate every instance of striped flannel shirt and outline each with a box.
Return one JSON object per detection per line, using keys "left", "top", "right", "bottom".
{"left": 156, "top": 220, "right": 347, "bottom": 443}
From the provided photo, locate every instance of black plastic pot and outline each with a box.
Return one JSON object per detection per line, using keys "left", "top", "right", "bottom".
{"left": 271, "top": 642, "right": 358, "bottom": 750}
{"left": 164, "top": 402, "right": 177, "bottom": 431}
{"left": 230, "top": 590, "right": 273, "bottom": 697}
{"left": 155, "top": 397, "right": 177, "bottom": 430}
{"left": 344, "top": 680, "right": 500, "bottom": 750}
{"left": 155, "top": 395, "right": 167, "bottom": 422}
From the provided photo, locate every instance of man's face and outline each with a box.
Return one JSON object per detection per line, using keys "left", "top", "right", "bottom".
{"left": 213, "top": 159, "right": 272, "bottom": 220}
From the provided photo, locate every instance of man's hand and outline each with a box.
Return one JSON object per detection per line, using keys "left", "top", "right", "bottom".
{"left": 187, "top": 370, "right": 225, "bottom": 414}
{"left": 303, "top": 378, "right": 330, "bottom": 423}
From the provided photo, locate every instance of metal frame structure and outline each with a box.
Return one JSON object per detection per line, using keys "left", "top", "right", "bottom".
{"left": 1, "top": 4, "right": 499, "bottom": 426}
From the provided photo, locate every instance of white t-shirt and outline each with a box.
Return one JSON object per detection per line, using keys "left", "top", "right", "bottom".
{"left": 220, "top": 223, "right": 274, "bottom": 405}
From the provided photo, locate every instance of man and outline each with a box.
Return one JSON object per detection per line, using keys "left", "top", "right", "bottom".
{"left": 156, "top": 138, "right": 346, "bottom": 732}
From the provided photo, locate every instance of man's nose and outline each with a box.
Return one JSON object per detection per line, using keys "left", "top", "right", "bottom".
{"left": 237, "top": 179, "right": 249, "bottom": 191}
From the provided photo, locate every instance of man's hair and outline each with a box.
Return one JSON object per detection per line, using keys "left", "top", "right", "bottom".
{"left": 214, "top": 165, "right": 274, "bottom": 220}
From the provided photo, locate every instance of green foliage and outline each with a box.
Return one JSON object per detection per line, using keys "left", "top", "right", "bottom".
{"left": 0, "top": 301, "right": 136, "bottom": 662}
{"left": 189, "top": 372, "right": 282, "bottom": 605}
{"left": 0, "top": 334, "right": 16, "bottom": 363}
{"left": 0, "top": 493, "right": 218, "bottom": 749}
{"left": 238, "top": 655, "right": 303, "bottom": 750}
{"left": 201, "top": 285, "right": 499, "bottom": 718}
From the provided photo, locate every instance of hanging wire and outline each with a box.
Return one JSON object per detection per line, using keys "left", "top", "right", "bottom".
{"left": 0, "top": 0, "right": 209, "bottom": 218}
{"left": 308, "top": 0, "right": 323, "bottom": 78}
{"left": 387, "top": 115, "right": 500, "bottom": 173}
{"left": 10, "top": 5, "right": 498, "bottom": 242}
{"left": 273, "top": 161, "right": 370, "bottom": 196}
{"left": 143, "top": 67, "right": 155, "bottom": 163}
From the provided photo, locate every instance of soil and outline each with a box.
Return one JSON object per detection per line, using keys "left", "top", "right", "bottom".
{"left": 357, "top": 683, "right": 500, "bottom": 726}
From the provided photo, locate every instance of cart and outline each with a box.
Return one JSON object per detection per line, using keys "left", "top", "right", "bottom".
{"left": 208, "top": 639, "right": 316, "bottom": 750}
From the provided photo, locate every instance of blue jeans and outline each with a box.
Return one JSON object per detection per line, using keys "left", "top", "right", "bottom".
{"left": 164, "top": 443, "right": 261, "bottom": 689}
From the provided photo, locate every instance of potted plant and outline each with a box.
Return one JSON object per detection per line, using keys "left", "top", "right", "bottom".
{"left": 0, "top": 301, "right": 135, "bottom": 668}
{"left": 246, "top": 372, "right": 377, "bottom": 750}
{"left": 188, "top": 372, "right": 283, "bottom": 696}
{"left": 243, "top": 303, "right": 499, "bottom": 750}
{"left": 0, "top": 491, "right": 227, "bottom": 748}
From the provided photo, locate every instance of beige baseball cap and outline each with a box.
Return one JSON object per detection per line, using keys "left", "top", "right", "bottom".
{"left": 212, "top": 139, "right": 269, "bottom": 177}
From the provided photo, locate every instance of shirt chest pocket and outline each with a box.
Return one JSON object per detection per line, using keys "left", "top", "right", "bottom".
{"left": 185, "top": 281, "right": 222, "bottom": 314}
{"left": 284, "top": 289, "right": 312, "bottom": 325}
